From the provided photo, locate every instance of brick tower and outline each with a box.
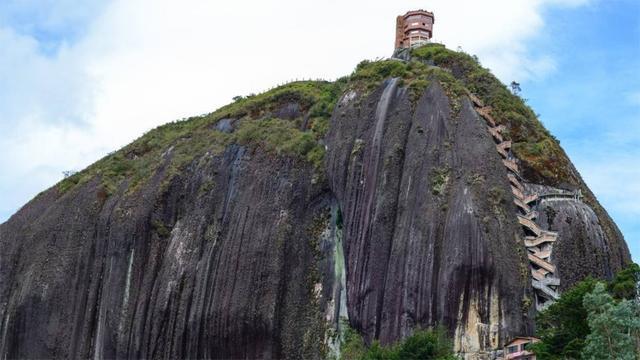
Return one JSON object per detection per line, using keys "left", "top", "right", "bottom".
{"left": 395, "top": 10, "right": 434, "bottom": 49}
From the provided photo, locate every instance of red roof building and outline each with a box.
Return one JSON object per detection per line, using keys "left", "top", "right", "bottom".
{"left": 503, "top": 336, "right": 540, "bottom": 360}
{"left": 395, "top": 10, "right": 435, "bottom": 49}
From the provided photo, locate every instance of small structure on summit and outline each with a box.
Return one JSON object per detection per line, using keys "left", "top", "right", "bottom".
{"left": 395, "top": 10, "right": 434, "bottom": 49}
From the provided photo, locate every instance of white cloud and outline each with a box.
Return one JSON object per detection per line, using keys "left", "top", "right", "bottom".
{"left": 0, "top": 0, "right": 593, "bottom": 221}
{"left": 0, "top": 27, "right": 91, "bottom": 127}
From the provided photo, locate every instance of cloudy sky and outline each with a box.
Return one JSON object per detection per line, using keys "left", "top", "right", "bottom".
{"left": 0, "top": 0, "right": 638, "bottom": 261}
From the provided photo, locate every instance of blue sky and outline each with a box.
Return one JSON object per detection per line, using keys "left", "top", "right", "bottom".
{"left": 0, "top": 0, "right": 638, "bottom": 262}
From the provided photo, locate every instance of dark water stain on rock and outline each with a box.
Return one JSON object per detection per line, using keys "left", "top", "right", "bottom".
{"left": 0, "top": 78, "right": 631, "bottom": 359}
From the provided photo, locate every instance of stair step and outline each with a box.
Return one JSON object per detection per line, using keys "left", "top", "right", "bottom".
{"left": 512, "top": 186, "right": 525, "bottom": 201}
{"left": 497, "top": 145, "right": 508, "bottom": 158}
{"left": 477, "top": 107, "right": 496, "bottom": 126}
{"left": 523, "top": 194, "right": 539, "bottom": 204}
{"left": 498, "top": 140, "right": 512, "bottom": 151}
{"left": 468, "top": 92, "right": 485, "bottom": 107}
{"left": 532, "top": 268, "right": 549, "bottom": 281}
{"left": 532, "top": 279, "right": 560, "bottom": 299}
{"left": 528, "top": 253, "right": 556, "bottom": 273}
{"left": 514, "top": 198, "right": 531, "bottom": 213}
{"left": 508, "top": 173, "right": 524, "bottom": 192}
{"left": 488, "top": 126, "right": 503, "bottom": 142}
{"left": 503, "top": 159, "right": 519, "bottom": 174}
{"left": 524, "top": 233, "right": 558, "bottom": 247}
{"left": 529, "top": 248, "right": 551, "bottom": 259}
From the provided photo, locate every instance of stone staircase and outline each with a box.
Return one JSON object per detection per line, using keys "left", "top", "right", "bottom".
{"left": 468, "top": 92, "right": 560, "bottom": 311}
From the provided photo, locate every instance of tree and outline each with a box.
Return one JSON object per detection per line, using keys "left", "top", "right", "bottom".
{"left": 608, "top": 263, "right": 640, "bottom": 300}
{"left": 340, "top": 326, "right": 456, "bottom": 360}
{"left": 395, "top": 327, "right": 456, "bottom": 360}
{"left": 582, "top": 283, "right": 640, "bottom": 360}
{"left": 510, "top": 81, "right": 521, "bottom": 95}
{"left": 62, "top": 170, "right": 77, "bottom": 178}
{"left": 232, "top": 95, "right": 244, "bottom": 101}
{"left": 528, "top": 278, "right": 597, "bottom": 359}
{"left": 529, "top": 265, "right": 640, "bottom": 359}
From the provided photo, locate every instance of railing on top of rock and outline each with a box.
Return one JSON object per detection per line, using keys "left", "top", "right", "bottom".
{"left": 468, "top": 91, "right": 560, "bottom": 311}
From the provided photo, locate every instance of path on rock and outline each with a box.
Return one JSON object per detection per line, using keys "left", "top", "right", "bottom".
{"left": 469, "top": 92, "right": 561, "bottom": 311}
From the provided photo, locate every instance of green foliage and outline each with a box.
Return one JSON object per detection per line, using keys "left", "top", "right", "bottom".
{"left": 431, "top": 166, "right": 450, "bottom": 196}
{"left": 530, "top": 264, "right": 640, "bottom": 359}
{"left": 394, "top": 328, "right": 457, "bottom": 360}
{"left": 488, "top": 186, "right": 506, "bottom": 206}
{"left": 411, "top": 43, "right": 571, "bottom": 186}
{"left": 466, "top": 173, "right": 485, "bottom": 186}
{"left": 216, "top": 80, "right": 341, "bottom": 120}
{"left": 56, "top": 80, "right": 346, "bottom": 196}
{"left": 529, "top": 278, "right": 596, "bottom": 359}
{"left": 581, "top": 283, "right": 640, "bottom": 360}
{"left": 351, "top": 60, "right": 408, "bottom": 89}
{"left": 151, "top": 219, "right": 171, "bottom": 238}
{"left": 341, "top": 326, "right": 367, "bottom": 360}
{"left": 348, "top": 58, "right": 465, "bottom": 108}
{"left": 608, "top": 263, "right": 640, "bottom": 300}
{"left": 340, "top": 326, "right": 456, "bottom": 360}
{"left": 233, "top": 118, "right": 324, "bottom": 168}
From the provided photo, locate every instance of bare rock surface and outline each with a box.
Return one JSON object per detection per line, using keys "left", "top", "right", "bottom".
{"left": 0, "top": 145, "right": 340, "bottom": 359}
{"left": 0, "top": 76, "right": 631, "bottom": 359}
{"left": 526, "top": 183, "right": 628, "bottom": 291}
{"left": 326, "top": 81, "right": 533, "bottom": 353}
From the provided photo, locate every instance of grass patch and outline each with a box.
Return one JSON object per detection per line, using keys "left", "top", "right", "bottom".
{"left": 347, "top": 58, "right": 465, "bottom": 109}
{"left": 57, "top": 80, "right": 347, "bottom": 196}
{"left": 233, "top": 118, "right": 326, "bottom": 169}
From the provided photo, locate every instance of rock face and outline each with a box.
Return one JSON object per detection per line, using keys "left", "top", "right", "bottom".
{"left": 0, "top": 62, "right": 632, "bottom": 358}
{"left": 326, "top": 80, "right": 533, "bottom": 354}
{"left": 0, "top": 145, "right": 342, "bottom": 359}
{"left": 526, "top": 184, "right": 628, "bottom": 291}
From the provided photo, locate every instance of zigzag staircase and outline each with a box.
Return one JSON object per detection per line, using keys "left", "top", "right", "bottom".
{"left": 468, "top": 92, "right": 560, "bottom": 311}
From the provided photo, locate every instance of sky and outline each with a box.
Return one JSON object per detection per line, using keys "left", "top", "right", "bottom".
{"left": 0, "top": 0, "right": 638, "bottom": 262}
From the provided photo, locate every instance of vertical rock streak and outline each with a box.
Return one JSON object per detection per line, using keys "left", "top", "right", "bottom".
{"left": 0, "top": 75, "right": 631, "bottom": 359}
{"left": 326, "top": 204, "right": 348, "bottom": 358}
{"left": 360, "top": 78, "right": 399, "bottom": 249}
{"left": 351, "top": 78, "right": 399, "bottom": 336}
{"left": 326, "top": 82, "right": 533, "bottom": 355}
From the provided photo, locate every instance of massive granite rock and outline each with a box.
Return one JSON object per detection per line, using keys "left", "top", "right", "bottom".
{"left": 0, "top": 68, "right": 631, "bottom": 358}
{"left": 325, "top": 80, "right": 533, "bottom": 354}
{"left": 0, "top": 145, "right": 343, "bottom": 359}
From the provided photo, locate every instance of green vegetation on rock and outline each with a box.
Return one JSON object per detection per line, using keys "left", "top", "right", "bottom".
{"left": 431, "top": 166, "right": 450, "bottom": 196}
{"left": 340, "top": 325, "right": 456, "bottom": 360}
{"left": 608, "top": 263, "right": 640, "bottom": 300}
{"left": 56, "top": 42, "right": 610, "bottom": 226}
{"left": 57, "top": 80, "right": 347, "bottom": 196}
{"left": 411, "top": 44, "right": 571, "bottom": 186}
{"left": 349, "top": 58, "right": 466, "bottom": 107}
